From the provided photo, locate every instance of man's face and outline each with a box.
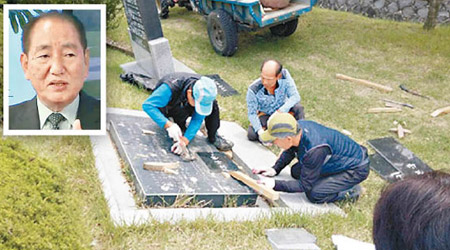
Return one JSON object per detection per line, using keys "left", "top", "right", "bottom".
{"left": 273, "top": 136, "right": 292, "bottom": 150}
{"left": 260, "top": 61, "right": 281, "bottom": 91}
{"left": 20, "top": 17, "right": 89, "bottom": 111}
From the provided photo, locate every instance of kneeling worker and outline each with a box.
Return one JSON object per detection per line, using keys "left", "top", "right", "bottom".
{"left": 254, "top": 113, "right": 370, "bottom": 203}
{"left": 143, "top": 72, "right": 233, "bottom": 155}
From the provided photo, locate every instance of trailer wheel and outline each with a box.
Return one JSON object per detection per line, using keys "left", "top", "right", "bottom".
{"left": 207, "top": 10, "right": 238, "bottom": 56}
{"left": 270, "top": 18, "right": 298, "bottom": 37}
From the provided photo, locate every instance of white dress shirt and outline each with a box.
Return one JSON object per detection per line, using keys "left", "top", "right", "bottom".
{"left": 37, "top": 95, "right": 80, "bottom": 130}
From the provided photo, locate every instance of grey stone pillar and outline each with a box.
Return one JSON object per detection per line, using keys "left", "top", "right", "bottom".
{"left": 121, "top": 0, "right": 175, "bottom": 89}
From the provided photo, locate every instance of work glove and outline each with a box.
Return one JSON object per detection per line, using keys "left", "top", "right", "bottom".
{"left": 252, "top": 167, "right": 277, "bottom": 177}
{"left": 171, "top": 141, "right": 185, "bottom": 155}
{"left": 166, "top": 123, "right": 182, "bottom": 142}
{"left": 257, "top": 177, "right": 275, "bottom": 189}
{"left": 257, "top": 129, "right": 272, "bottom": 147}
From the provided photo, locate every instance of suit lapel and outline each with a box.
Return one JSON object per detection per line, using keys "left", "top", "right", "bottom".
{"left": 25, "top": 98, "right": 41, "bottom": 129}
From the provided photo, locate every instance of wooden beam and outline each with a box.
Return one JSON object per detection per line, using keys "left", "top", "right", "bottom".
{"left": 431, "top": 106, "right": 450, "bottom": 117}
{"left": 385, "top": 102, "right": 403, "bottom": 109}
{"left": 336, "top": 73, "right": 393, "bottom": 92}
{"left": 382, "top": 99, "right": 414, "bottom": 109}
{"left": 143, "top": 162, "right": 179, "bottom": 171}
{"left": 389, "top": 128, "right": 412, "bottom": 134}
{"left": 368, "top": 107, "right": 402, "bottom": 113}
{"left": 142, "top": 129, "right": 156, "bottom": 135}
{"left": 397, "top": 124, "right": 405, "bottom": 139}
{"left": 229, "top": 171, "right": 279, "bottom": 201}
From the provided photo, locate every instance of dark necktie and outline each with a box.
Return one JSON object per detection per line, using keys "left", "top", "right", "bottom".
{"left": 47, "top": 113, "right": 65, "bottom": 130}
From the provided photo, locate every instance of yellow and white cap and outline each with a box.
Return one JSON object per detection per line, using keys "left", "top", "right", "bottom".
{"left": 260, "top": 112, "right": 298, "bottom": 143}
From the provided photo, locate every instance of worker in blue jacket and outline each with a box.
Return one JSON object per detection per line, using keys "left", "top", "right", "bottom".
{"left": 246, "top": 59, "right": 305, "bottom": 142}
{"left": 253, "top": 112, "right": 370, "bottom": 203}
{"left": 142, "top": 72, "right": 233, "bottom": 155}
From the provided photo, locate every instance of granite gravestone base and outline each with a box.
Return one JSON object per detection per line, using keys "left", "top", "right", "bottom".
{"left": 108, "top": 112, "right": 257, "bottom": 207}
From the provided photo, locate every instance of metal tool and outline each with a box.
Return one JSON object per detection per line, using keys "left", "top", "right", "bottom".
{"left": 399, "top": 84, "right": 430, "bottom": 99}
{"left": 179, "top": 141, "right": 196, "bottom": 162}
{"left": 382, "top": 99, "right": 414, "bottom": 109}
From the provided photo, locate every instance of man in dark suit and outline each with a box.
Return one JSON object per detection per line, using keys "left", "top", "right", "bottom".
{"left": 9, "top": 90, "right": 100, "bottom": 130}
{"left": 9, "top": 11, "right": 100, "bottom": 130}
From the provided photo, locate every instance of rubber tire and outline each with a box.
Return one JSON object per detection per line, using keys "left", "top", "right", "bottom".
{"left": 269, "top": 18, "right": 299, "bottom": 37}
{"left": 207, "top": 10, "right": 238, "bottom": 56}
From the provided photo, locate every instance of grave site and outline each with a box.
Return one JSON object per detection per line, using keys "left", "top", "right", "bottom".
{"left": 2, "top": 1, "right": 449, "bottom": 249}
{"left": 95, "top": 0, "right": 341, "bottom": 228}
{"left": 91, "top": 1, "right": 447, "bottom": 248}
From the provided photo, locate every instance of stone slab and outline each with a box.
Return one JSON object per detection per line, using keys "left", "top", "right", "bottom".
{"left": 369, "top": 153, "right": 400, "bottom": 182}
{"left": 90, "top": 133, "right": 150, "bottom": 225}
{"left": 91, "top": 128, "right": 329, "bottom": 225}
{"left": 266, "top": 228, "right": 320, "bottom": 250}
{"left": 368, "top": 137, "right": 432, "bottom": 181}
{"left": 92, "top": 108, "right": 344, "bottom": 225}
{"left": 206, "top": 74, "right": 239, "bottom": 97}
{"left": 108, "top": 110, "right": 257, "bottom": 207}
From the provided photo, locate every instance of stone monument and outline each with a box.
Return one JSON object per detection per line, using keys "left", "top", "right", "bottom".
{"left": 121, "top": 0, "right": 175, "bottom": 89}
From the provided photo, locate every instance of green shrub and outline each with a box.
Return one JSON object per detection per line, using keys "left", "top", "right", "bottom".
{"left": 0, "top": 139, "right": 89, "bottom": 250}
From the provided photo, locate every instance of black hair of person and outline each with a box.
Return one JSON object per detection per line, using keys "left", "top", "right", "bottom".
{"left": 373, "top": 171, "right": 450, "bottom": 250}
{"left": 21, "top": 11, "right": 87, "bottom": 54}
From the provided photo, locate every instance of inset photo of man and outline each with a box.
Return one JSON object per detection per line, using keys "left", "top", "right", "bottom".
{"left": 3, "top": 5, "right": 106, "bottom": 135}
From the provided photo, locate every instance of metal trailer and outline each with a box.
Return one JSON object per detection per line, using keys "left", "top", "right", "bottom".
{"left": 190, "top": 0, "right": 317, "bottom": 56}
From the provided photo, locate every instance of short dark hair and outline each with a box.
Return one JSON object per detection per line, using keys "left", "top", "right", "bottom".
{"left": 261, "top": 59, "right": 283, "bottom": 76}
{"left": 373, "top": 171, "right": 450, "bottom": 250}
{"left": 22, "top": 11, "right": 87, "bottom": 54}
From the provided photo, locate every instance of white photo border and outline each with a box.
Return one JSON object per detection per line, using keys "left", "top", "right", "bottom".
{"left": 3, "top": 4, "right": 107, "bottom": 136}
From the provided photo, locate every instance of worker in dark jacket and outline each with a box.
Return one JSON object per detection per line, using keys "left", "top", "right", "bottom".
{"left": 253, "top": 112, "right": 370, "bottom": 203}
{"left": 142, "top": 72, "right": 233, "bottom": 155}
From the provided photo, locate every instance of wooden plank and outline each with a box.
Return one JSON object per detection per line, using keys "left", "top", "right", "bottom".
{"left": 382, "top": 99, "right": 414, "bottom": 109}
{"left": 229, "top": 171, "right": 280, "bottom": 201}
{"left": 143, "top": 162, "right": 179, "bottom": 171}
{"left": 142, "top": 129, "right": 156, "bottom": 135}
{"left": 430, "top": 106, "right": 450, "bottom": 117}
{"left": 397, "top": 124, "right": 404, "bottom": 139}
{"left": 389, "top": 128, "right": 411, "bottom": 134}
{"left": 385, "top": 102, "right": 403, "bottom": 109}
{"left": 336, "top": 73, "right": 393, "bottom": 92}
{"left": 368, "top": 107, "right": 402, "bottom": 113}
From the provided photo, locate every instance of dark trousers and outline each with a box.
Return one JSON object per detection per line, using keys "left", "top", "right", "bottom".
{"left": 162, "top": 100, "right": 220, "bottom": 143}
{"left": 291, "top": 147, "right": 370, "bottom": 203}
{"left": 247, "top": 103, "right": 305, "bottom": 141}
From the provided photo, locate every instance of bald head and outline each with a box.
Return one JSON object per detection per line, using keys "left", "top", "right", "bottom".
{"left": 260, "top": 59, "right": 282, "bottom": 76}
{"left": 260, "top": 59, "right": 283, "bottom": 93}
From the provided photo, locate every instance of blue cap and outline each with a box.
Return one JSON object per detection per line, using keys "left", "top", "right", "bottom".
{"left": 193, "top": 77, "right": 218, "bottom": 116}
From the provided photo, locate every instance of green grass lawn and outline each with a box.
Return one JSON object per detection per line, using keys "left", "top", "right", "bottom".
{"left": 1, "top": 7, "right": 450, "bottom": 250}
